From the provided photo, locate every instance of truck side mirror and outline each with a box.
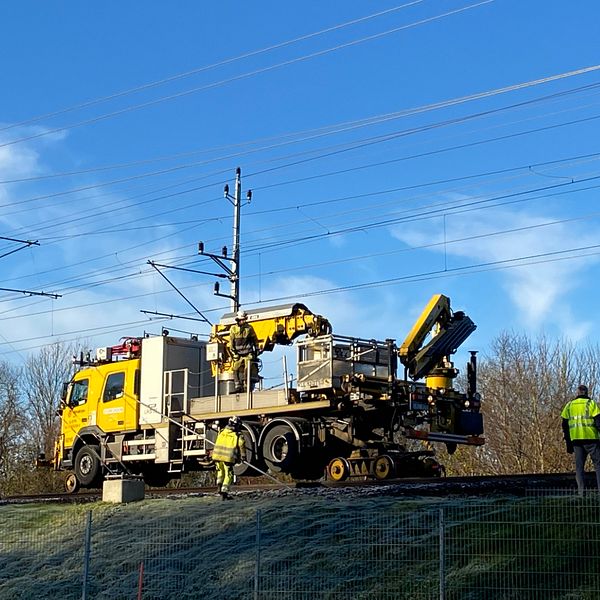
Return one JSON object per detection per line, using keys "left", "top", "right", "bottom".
{"left": 61, "top": 382, "right": 69, "bottom": 402}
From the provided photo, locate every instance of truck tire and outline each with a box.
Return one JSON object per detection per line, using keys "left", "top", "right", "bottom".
{"left": 74, "top": 445, "right": 102, "bottom": 487}
{"left": 262, "top": 425, "right": 298, "bottom": 473}
{"left": 234, "top": 424, "right": 264, "bottom": 477}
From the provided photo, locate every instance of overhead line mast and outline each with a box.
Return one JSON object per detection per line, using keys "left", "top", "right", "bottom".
{"left": 141, "top": 168, "right": 250, "bottom": 324}
{"left": 199, "top": 167, "right": 252, "bottom": 312}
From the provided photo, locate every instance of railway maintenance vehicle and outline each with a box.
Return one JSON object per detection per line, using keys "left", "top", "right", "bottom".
{"left": 51, "top": 294, "right": 484, "bottom": 492}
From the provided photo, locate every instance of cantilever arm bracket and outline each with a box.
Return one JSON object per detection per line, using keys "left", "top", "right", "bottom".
{"left": 140, "top": 310, "right": 211, "bottom": 324}
{"left": 150, "top": 262, "right": 228, "bottom": 279}
{"left": 0, "top": 236, "right": 40, "bottom": 260}
{"left": 207, "top": 254, "right": 235, "bottom": 276}
{"left": 147, "top": 261, "right": 212, "bottom": 325}
{"left": 0, "top": 286, "right": 61, "bottom": 299}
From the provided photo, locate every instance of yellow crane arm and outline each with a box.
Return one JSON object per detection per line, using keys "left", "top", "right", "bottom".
{"left": 211, "top": 303, "right": 332, "bottom": 354}
{"left": 398, "top": 294, "right": 451, "bottom": 360}
{"left": 398, "top": 294, "right": 476, "bottom": 381}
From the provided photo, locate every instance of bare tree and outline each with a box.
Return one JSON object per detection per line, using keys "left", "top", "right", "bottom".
{"left": 23, "top": 341, "right": 77, "bottom": 459}
{"left": 440, "top": 331, "right": 600, "bottom": 476}
{"left": 0, "top": 361, "right": 24, "bottom": 483}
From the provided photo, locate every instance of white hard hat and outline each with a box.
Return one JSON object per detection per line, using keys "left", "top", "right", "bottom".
{"left": 236, "top": 310, "right": 247, "bottom": 321}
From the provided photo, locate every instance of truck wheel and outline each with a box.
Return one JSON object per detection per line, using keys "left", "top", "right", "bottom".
{"left": 262, "top": 425, "right": 298, "bottom": 473}
{"left": 234, "top": 424, "right": 264, "bottom": 477}
{"left": 74, "top": 445, "right": 102, "bottom": 487}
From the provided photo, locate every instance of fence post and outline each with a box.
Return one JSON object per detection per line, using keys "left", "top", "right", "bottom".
{"left": 82, "top": 510, "right": 92, "bottom": 600}
{"left": 137, "top": 561, "right": 145, "bottom": 600}
{"left": 439, "top": 507, "right": 445, "bottom": 600}
{"left": 254, "top": 509, "right": 261, "bottom": 600}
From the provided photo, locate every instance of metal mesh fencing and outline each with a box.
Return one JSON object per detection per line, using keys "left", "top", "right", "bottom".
{"left": 443, "top": 493, "right": 600, "bottom": 600}
{"left": 255, "top": 503, "right": 440, "bottom": 600}
{"left": 86, "top": 507, "right": 255, "bottom": 600}
{"left": 0, "top": 505, "right": 88, "bottom": 600}
{"left": 1, "top": 491, "right": 600, "bottom": 599}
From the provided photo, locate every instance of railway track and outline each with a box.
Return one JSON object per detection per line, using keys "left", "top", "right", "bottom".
{"left": 0, "top": 472, "right": 583, "bottom": 505}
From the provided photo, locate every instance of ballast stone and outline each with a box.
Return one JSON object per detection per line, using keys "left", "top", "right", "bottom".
{"left": 102, "top": 477, "right": 145, "bottom": 503}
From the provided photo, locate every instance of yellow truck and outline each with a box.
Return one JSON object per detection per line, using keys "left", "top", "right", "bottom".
{"left": 54, "top": 297, "right": 483, "bottom": 491}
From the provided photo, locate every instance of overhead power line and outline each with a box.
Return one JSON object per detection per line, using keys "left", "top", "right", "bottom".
{"left": 3, "top": 240, "right": 600, "bottom": 354}
{"left": 4, "top": 83, "right": 599, "bottom": 246}
{"left": 0, "top": 1, "right": 495, "bottom": 149}
{"left": 0, "top": 1, "right": 427, "bottom": 135}
{"left": 255, "top": 244, "right": 600, "bottom": 304}
{"left": 3, "top": 74, "right": 599, "bottom": 225}
{"left": 0, "top": 287, "right": 60, "bottom": 299}
{"left": 3, "top": 173, "right": 600, "bottom": 324}
{"left": 0, "top": 236, "right": 39, "bottom": 260}
{"left": 250, "top": 111, "right": 600, "bottom": 192}
{"left": 3, "top": 62, "right": 597, "bottom": 187}
{"left": 243, "top": 174, "right": 600, "bottom": 254}
{"left": 2, "top": 147, "right": 599, "bottom": 303}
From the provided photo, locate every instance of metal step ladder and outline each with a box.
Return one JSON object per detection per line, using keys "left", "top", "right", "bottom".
{"left": 164, "top": 369, "right": 189, "bottom": 474}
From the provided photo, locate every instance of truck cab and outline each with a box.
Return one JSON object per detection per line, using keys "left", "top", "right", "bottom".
{"left": 58, "top": 358, "right": 140, "bottom": 466}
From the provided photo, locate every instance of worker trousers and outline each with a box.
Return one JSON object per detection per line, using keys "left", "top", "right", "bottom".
{"left": 232, "top": 355, "right": 257, "bottom": 391}
{"left": 573, "top": 443, "right": 600, "bottom": 496}
{"left": 215, "top": 461, "right": 235, "bottom": 493}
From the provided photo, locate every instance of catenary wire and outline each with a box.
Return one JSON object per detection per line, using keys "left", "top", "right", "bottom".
{"left": 2, "top": 66, "right": 598, "bottom": 189}
{"left": 2, "top": 149, "right": 596, "bottom": 328}
{"left": 3, "top": 148, "right": 600, "bottom": 301}
{"left": 4, "top": 69, "right": 599, "bottom": 229}
{"left": 0, "top": 1, "right": 427, "bottom": 135}
{"left": 3, "top": 175, "right": 600, "bottom": 321}
{"left": 4, "top": 86, "right": 600, "bottom": 304}
{"left": 0, "top": 2, "right": 492, "bottom": 150}
{"left": 6, "top": 87, "right": 600, "bottom": 244}
{"left": 3, "top": 241, "right": 600, "bottom": 354}
{"left": 0, "top": 151, "right": 587, "bottom": 300}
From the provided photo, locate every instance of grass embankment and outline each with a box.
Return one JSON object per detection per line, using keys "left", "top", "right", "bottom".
{"left": 0, "top": 491, "right": 598, "bottom": 599}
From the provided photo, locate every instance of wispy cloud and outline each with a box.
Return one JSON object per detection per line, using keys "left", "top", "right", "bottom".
{"left": 390, "top": 204, "right": 598, "bottom": 338}
{"left": 0, "top": 127, "right": 194, "bottom": 359}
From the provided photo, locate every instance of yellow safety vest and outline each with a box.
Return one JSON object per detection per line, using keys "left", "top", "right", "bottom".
{"left": 561, "top": 396, "right": 600, "bottom": 441}
{"left": 229, "top": 323, "right": 258, "bottom": 357}
{"left": 212, "top": 427, "right": 245, "bottom": 463}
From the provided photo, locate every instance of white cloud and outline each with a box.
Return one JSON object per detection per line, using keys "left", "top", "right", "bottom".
{"left": 0, "top": 123, "right": 67, "bottom": 181}
{"left": 390, "top": 205, "right": 598, "bottom": 333}
{"left": 246, "top": 272, "right": 422, "bottom": 344}
{"left": 252, "top": 274, "right": 361, "bottom": 331}
{"left": 0, "top": 124, "right": 205, "bottom": 362}
{"left": 328, "top": 233, "right": 347, "bottom": 248}
{"left": 0, "top": 143, "right": 40, "bottom": 180}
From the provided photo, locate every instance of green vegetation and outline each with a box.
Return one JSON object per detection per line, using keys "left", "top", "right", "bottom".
{"left": 1, "top": 492, "right": 599, "bottom": 599}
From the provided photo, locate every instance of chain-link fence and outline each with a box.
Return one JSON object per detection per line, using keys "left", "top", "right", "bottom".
{"left": 1, "top": 491, "right": 599, "bottom": 599}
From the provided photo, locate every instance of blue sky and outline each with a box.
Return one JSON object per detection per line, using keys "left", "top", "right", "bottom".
{"left": 1, "top": 1, "right": 600, "bottom": 374}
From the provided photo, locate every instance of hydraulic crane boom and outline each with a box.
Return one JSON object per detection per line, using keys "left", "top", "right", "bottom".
{"left": 211, "top": 303, "right": 332, "bottom": 353}
{"left": 398, "top": 294, "right": 476, "bottom": 382}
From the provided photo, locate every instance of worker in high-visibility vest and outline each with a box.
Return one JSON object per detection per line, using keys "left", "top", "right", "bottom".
{"left": 212, "top": 416, "right": 246, "bottom": 500}
{"left": 561, "top": 384, "right": 600, "bottom": 496}
{"left": 229, "top": 310, "right": 259, "bottom": 393}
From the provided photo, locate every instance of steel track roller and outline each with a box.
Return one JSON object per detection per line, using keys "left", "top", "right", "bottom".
{"left": 327, "top": 457, "right": 350, "bottom": 481}
{"left": 373, "top": 455, "right": 394, "bottom": 480}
